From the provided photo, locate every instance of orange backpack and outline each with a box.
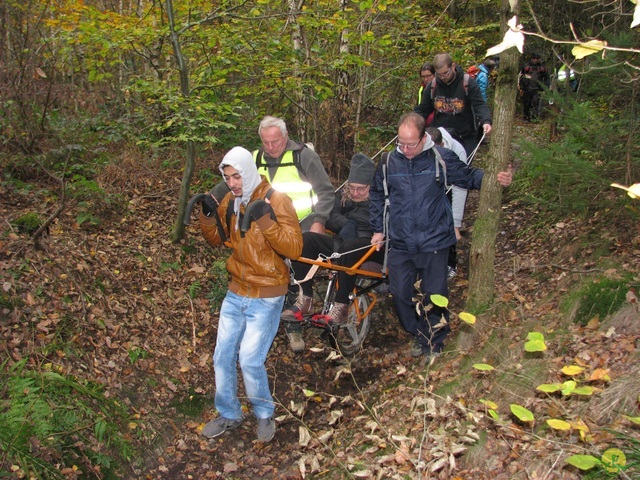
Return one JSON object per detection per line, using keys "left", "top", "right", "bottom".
{"left": 467, "top": 65, "right": 481, "bottom": 79}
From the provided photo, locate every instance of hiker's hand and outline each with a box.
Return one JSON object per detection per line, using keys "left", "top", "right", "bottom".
{"left": 371, "top": 232, "right": 384, "bottom": 251}
{"left": 497, "top": 164, "right": 513, "bottom": 187}
{"left": 202, "top": 195, "right": 219, "bottom": 217}
{"left": 248, "top": 199, "right": 276, "bottom": 222}
{"left": 483, "top": 123, "right": 492, "bottom": 135}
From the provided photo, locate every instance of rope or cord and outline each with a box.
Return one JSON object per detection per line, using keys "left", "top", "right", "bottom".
{"left": 467, "top": 131, "right": 486, "bottom": 165}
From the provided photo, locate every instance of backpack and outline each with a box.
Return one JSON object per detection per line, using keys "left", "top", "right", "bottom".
{"left": 467, "top": 65, "right": 481, "bottom": 79}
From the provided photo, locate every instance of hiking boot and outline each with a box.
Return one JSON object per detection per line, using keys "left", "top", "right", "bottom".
{"left": 286, "top": 330, "right": 305, "bottom": 353}
{"left": 202, "top": 416, "right": 242, "bottom": 438}
{"left": 327, "top": 302, "right": 349, "bottom": 326}
{"left": 256, "top": 416, "right": 276, "bottom": 442}
{"left": 447, "top": 266, "right": 457, "bottom": 280}
{"left": 281, "top": 293, "right": 313, "bottom": 322}
{"left": 410, "top": 336, "right": 423, "bottom": 357}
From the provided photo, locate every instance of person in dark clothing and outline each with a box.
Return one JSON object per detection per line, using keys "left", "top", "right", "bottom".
{"left": 414, "top": 52, "right": 492, "bottom": 156}
{"left": 282, "top": 153, "right": 384, "bottom": 337}
{"left": 370, "top": 113, "right": 512, "bottom": 363}
{"left": 519, "top": 53, "right": 550, "bottom": 121}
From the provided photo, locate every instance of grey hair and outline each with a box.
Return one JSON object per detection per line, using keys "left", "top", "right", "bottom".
{"left": 258, "top": 116, "right": 288, "bottom": 136}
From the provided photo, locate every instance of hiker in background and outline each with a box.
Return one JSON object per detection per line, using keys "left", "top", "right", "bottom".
{"left": 555, "top": 64, "right": 579, "bottom": 93}
{"left": 418, "top": 62, "right": 436, "bottom": 126}
{"left": 518, "top": 53, "right": 550, "bottom": 121}
{"left": 474, "top": 58, "right": 496, "bottom": 102}
{"left": 199, "top": 147, "right": 303, "bottom": 443}
{"left": 415, "top": 52, "right": 492, "bottom": 156}
{"left": 426, "top": 127, "right": 468, "bottom": 280}
{"left": 370, "top": 113, "right": 512, "bottom": 364}
{"left": 254, "top": 115, "right": 335, "bottom": 353}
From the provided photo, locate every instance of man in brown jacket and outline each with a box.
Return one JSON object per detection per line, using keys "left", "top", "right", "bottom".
{"left": 199, "top": 146, "right": 302, "bottom": 442}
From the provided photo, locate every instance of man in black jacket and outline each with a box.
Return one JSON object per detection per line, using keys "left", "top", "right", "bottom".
{"left": 414, "top": 52, "right": 492, "bottom": 156}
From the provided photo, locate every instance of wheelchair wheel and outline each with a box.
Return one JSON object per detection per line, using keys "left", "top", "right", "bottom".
{"left": 330, "top": 281, "right": 375, "bottom": 356}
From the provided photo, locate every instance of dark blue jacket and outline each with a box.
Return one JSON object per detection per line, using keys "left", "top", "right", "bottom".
{"left": 369, "top": 146, "right": 484, "bottom": 253}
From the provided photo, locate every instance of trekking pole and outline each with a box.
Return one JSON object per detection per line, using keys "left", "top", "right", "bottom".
{"left": 467, "top": 131, "right": 486, "bottom": 165}
{"left": 371, "top": 135, "right": 398, "bottom": 161}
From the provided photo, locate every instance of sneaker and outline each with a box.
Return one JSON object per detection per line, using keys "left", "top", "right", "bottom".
{"left": 327, "top": 302, "right": 349, "bottom": 326}
{"left": 281, "top": 293, "right": 313, "bottom": 321}
{"left": 447, "top": 266, "right": 457, "bottom": 280}
{"left": 256, "top": 416, "right": 276, "bottom": 442}
{"left": 202, "top": 416, "right": 242, "bottom": 438}
{"left": 286, "top": 330, "right": 305, "bottom": 353}
{"left": 409, "top": 336, "right": 423, "bottom": 357}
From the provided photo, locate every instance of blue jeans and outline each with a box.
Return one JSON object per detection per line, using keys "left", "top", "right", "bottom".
{"left": 213, "top": 291, "right": 284, "bottom": 420}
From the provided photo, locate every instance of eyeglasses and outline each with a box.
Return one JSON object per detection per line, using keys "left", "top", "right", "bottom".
{"left": 348, "top": 185, "right": 369, "bottom": 193}
{"left": 436, "top": 66, "right": 453, "bottom": 78}
{"left": 395, "top": 137, "right": 423, "bottom": 150}
{"left": 420, "top": 73, "right": 434, "bottom": 80}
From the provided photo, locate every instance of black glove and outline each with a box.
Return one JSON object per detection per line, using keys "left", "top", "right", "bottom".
{"left": 338, "top": 220, "right": 358, "bottom": 240}
{"left": 241, "top": 200, "right": 277, "bottom": 232}
{"left": 201, "top": 195, "right": 218, "bottom": 217}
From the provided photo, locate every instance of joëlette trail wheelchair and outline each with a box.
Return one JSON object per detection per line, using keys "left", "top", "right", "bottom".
{"left": 184, "top": 181, "right": 390, "bottom": 356}
{"left": 291, "top": 243, "right": 389, "bottom": 356}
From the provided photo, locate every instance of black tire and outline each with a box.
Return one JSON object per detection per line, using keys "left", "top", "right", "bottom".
{"left": 331, "top": 281, "right": 374, "bottom": 356}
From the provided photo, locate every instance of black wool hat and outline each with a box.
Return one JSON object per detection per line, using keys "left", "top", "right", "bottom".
{"left": 348, "top": 153, "right": 375, "bottom": 186}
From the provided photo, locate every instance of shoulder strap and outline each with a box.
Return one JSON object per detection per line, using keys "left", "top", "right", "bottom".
{"left": 225, "top": 198, "right": 235, "bottom": 237}
{"left": 432, "top": 147, "right": 448, "bottom": 187}
{"left": 380, "top": 152, "right": 391, "bottom": 279}
{"left": 431, "top": 73, "right": 470, "bottom": 98}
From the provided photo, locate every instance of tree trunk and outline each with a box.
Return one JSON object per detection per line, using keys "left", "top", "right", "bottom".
{"left": 465, "top": 0, "right": 520, "bottom": 312}
{"left": 167, "top": 0, "right": 195, "bottom": 243}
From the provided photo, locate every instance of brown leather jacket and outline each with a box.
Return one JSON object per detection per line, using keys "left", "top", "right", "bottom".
{"left": 200, "top": 177, "right": 302, "bottom": 298}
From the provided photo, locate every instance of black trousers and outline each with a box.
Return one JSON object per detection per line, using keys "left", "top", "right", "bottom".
{"left": 387, "top": 248, "right": 450, "bottom": 353}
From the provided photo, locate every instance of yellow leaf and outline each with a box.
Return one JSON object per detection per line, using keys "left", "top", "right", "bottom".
{"left": 569, "top": 420, "right": 590, "bottom": 432}
{"left": 479, "top": 399, "right": 498, "bottom": 409}
{"left": 459, "top": 312, "right": 476, "bottom": 325}
{"left": 623, "top": 415, "right": 640, "bottom": 425}
{"left": 572, "top": 40, "right": 607, "bottom": 59}
{"left": 588, "top": 368, "right": 611, "bottom": 381}
{"left": 561, "top": 365, "right": 584, "bottom": 376}
{"left": 547, "top": 418, "right": 571, "bottom": 430}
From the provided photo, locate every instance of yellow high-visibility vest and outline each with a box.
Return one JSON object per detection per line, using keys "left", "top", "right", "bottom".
{"left": 254, "top": 150, "right": 316, "bottom": 220}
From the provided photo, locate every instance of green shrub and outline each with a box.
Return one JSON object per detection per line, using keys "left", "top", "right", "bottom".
{"left": 573, "top": 277, "right": 629, "bottom": 325}
{"left": 11, "top": 212, "right": 42, "bottom": 234}
{"left": 0, "top": 359, "right": 138, "bottom": 479}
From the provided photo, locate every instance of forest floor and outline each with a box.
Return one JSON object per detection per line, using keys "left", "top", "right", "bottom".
{"left": 2, "top": 119, "right": 640, "bottom": 480}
